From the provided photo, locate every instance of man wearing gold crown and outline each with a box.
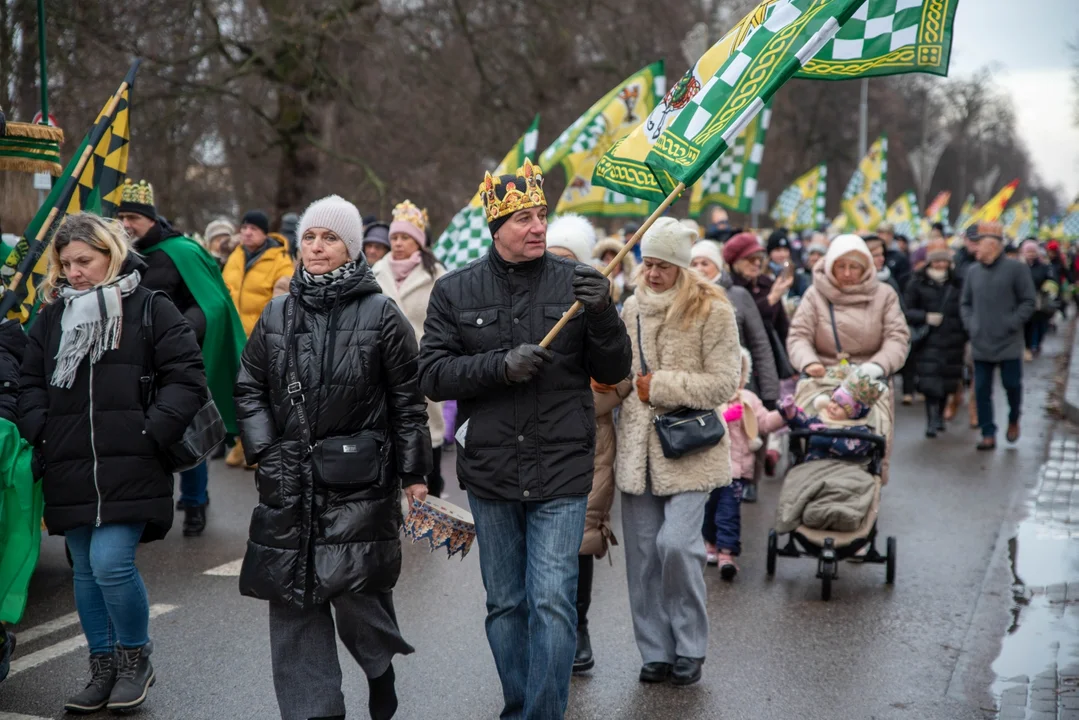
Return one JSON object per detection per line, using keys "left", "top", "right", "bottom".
{"left": 116, "top": 179, "right": 247, "bottom": 537}
{"left": 418, "top": 159, "right": 632, "bottom": 718}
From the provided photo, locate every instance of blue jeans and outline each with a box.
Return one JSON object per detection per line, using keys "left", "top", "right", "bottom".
{"left": 179, "top": 460, "right": 209, "bottom": 507}
{"left": 703, "top": 481, "right": 744, "bottom": 555}
{"left": 467, "top": 492, "right": 587, "bottom": 720}
{"left": 65, "top": 523, "right": 149, "bottom": 655}
{"left": 1025, "top": 315, "right": 1049, "bottom": 353}
{"left": 974, "top": 359, "right": 1022, "bottom": 439}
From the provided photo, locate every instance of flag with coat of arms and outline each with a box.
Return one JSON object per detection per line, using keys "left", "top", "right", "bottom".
{"left": 884, "top": 190, "right": 920, "bottom": 238}
{"left": 796, "top": 0, "right": 961, "bottom": 80}
{"left": 539, "top": 62, "right": 665, "bottom": 218}
{"left": 594, "top": 0, "right": 863, "bottom": 203}
{"left": 841, "top": 135, "right": 887, "bottom": 231}
{"left": 434, "top": 116, "right": 540, "bottom": 271}
{"left": 688, "top": 101, "right": 772, "bottom": 216}
{"left": 770, "top": 163, "right": 827, "bottom": 230}
{"left": 1001, "top": 196, "right": 1038, "bottom": 240}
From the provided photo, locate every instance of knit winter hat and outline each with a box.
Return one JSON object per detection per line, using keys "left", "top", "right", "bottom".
{"left": 925, "top": 238, "right": 951, "bottom": 264}
{"left": 766, "top": 229, "right": 790, "bottom": 253}
{"left": 241, "top": 210, "right": 270, "bottom": 235}
{"left": 389, "top": 200, "right": 429, "bottom": 247}
{"left": 640, "top": 217, "right": 694, "bottom": 268}
{"left": 690, "top": 240, "right": 724, "bottom": 271}
{"left": 203, "top": 218, "right": 235, "bottom": 243}
{"left": 824, "top": 234, "right": 874, "bottom": 279}
{"left": 722, "top": 232, "right": 765, "bottom": 266}
{"left": 297, "top": 195, "right": 365, "bottom": 261}
{"left": 546, "top": 214, "right": 595, "bottom": 263}
{"left": 363, "top": 222, "right": 391, "bottom": 249}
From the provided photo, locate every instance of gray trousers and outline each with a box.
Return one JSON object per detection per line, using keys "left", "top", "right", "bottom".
{"left": 268, "top": 591, "right": 414, "bottom": 720}
{"left": 621, "top": 485, "right": 709, "bottom": 663}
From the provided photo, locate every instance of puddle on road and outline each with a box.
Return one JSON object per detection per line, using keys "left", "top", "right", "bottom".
{"left": 990, "top": 517, "right": 1079, "bottom": 702}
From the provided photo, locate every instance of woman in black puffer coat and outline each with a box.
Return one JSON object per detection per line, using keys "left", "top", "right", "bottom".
{"left": 903, "top": 243, "right": 966, "bottom": 438}
{"left": 234, "top": 195, "right": 431, "bottom": 720}
{"left": 19, "top": 213, "right": 205, "bottom": 714}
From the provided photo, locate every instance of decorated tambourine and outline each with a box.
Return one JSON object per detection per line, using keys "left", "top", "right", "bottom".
{"left": 404, "top": 496, "right": 476, "bottom": 560}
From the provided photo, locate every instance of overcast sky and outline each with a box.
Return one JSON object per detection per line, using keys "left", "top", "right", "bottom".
{"left": 947, "top": 0, "right": 1078, "bottom": 203}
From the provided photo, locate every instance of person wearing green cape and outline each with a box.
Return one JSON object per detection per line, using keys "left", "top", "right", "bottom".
{"left": 116, "top": 179, "right": 246, "bottom": 537}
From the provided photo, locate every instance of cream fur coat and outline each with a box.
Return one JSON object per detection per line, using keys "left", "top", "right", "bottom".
{"left": 616, "top": 286, "right": 741, "bottom": 496}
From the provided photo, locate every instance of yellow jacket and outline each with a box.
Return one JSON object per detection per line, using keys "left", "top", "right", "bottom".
{"left": 222, "top": 234, "right": 295, "bottom": 335}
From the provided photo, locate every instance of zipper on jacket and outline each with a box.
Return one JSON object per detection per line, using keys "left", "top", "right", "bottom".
{"left": 89, "top": 364, "right": 103, "bottom": 527}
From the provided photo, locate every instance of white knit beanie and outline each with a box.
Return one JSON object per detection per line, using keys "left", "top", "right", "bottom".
{"left": 641, "top": 217, "right": 694, "bottom": 268}
{"left": 297, "top": 195, "right": 365, "bottom": 261}
{"left": 824, "top": 233, "right": 874, "bottom": 279}
{"left": 546, "top": 214, "right": 595, "bottom": 263}
{"left": 204, "top": 218, "right": 235, "bottom": 242}
{"left": 691, "top": 240, "right": 724, "bottom": 271}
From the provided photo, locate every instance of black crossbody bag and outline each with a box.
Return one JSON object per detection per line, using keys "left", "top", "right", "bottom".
{"left": 282, "top": 294, "right": 384, "bottom": 490}
{"left": 636, "top": 315, "right": 725, "bottom": 459}
{"left": 139, "top": 291, "right": 226, "bottom": 472}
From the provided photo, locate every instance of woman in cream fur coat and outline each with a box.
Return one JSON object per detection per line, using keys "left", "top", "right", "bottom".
{"left": 616, "top": 217, "right": 740, "bottom": 687}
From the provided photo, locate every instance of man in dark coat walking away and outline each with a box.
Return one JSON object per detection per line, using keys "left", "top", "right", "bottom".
{"left": 418, "top": 159, "right": 632, "bottom": 720}
{"left": 960, "top": 221, "right": 1037, "bottom": 451}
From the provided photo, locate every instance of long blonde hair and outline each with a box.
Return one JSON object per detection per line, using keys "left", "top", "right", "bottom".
{"left": 40, "top": 213, "right": 130, "bottom": 302}
{"left": 635, "top": 264, "right": 728, "bottom": 330}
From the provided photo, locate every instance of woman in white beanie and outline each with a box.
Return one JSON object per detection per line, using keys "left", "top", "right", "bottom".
{"left": 615, "top": 216, "right": 740, "bottom": 686}
{"left": 234, "top": 194, "right": 432, "bottom": 720}
{"left": 786, "top": 233, "right": 909, "bottom": 480}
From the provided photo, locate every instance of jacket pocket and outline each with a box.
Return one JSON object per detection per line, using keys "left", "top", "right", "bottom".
{"left": 312, "top": 431, "right": 385, "bottom": 492}
{"left": 459, "top": 309, "right": 501, "bottom": 353}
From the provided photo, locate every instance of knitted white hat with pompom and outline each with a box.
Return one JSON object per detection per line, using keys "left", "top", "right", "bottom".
{"left": 546, "top": 214, "right": 595, "bottom": 263}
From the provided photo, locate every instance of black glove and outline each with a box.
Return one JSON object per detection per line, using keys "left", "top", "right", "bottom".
{"left": 504, "top": 344, "right": 554, "bottom": 383}
{"left": 762, "top": 399, "right": 777, "bottom": 412}
{"left": 572, "top": 266, "right": 612, "bottom": 314}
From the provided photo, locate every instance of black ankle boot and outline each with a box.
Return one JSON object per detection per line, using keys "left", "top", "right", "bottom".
{"left": 107, "top": 643, "right": 154, "bottom": 712}
{"left": 925, "top": 402, "right": 940, "bottom": 438}
{"left": 64, "top": 652, "right": 116, "bottom": 714}
{"left": 573, "top": 626, "right": 594, "bottom": 673}
{"left": 369, "top": 663, "right": 398, "bottom": 720}
{"left": 183, "top": 505, "right": 206, "bottom": 537}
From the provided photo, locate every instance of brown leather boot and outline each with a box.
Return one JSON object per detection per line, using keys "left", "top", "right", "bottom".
{"left": 943, "top": 393, "right": 959, "bottom": 421}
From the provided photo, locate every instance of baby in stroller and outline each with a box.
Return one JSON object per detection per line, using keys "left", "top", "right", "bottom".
{"left": 778, "top": 369, "right": 887, "bottom": 462}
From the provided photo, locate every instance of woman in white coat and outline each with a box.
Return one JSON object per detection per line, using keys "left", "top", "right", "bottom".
{"left": 616, "top": 218, "right": 740, "bottom": 687}
{"left": 373, "top": 199, "right": 447, "bottom": 495}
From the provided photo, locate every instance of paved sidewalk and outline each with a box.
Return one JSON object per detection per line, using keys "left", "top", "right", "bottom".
{"left": 993, "top": 435, "right": 1079, "bottom": 720}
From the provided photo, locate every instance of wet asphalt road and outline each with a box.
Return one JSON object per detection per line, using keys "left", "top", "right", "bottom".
{"left": 1, "top": 334, "right": 1067, "bottom": 720}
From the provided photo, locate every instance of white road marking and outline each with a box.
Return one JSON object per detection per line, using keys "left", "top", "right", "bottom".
{"left": 0, "top": 713, "right": 54, "bottom": 719}
{"left": 203, "top": 558, "right": 243, "bottom": 576}
{"left": 15, "top": 611, "right": 81, "bottom": 645}
{"left": 7, "top": 604, "right": 178, "bottom": 678}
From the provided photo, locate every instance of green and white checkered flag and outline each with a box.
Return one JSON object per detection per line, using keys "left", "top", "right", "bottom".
{"left": 1058, "top": 197, "right": 1079, "bottom": 240}
{"left": 435, "top": 116, "right": 540, "bottom": 271}
{"left": 796, "top": 0, "right": 960, "bottom": 80}
{"left": 771, "top": 163, "right": 827, "bottom": 230}
{"left": 644, "top": 0, "right": 863, "bottom": 197}
{"left": 884, "top": 190, "right": 920, "bottom": 237}
{"left": 689, "top": 102, "right": 771, "bottom": 215}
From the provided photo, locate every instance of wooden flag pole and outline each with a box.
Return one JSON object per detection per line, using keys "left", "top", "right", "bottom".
{"left": 539, "top": 181, "right": 686, "bottom": 348}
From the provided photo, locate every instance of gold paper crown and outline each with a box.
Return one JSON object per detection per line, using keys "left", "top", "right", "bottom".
{"left": 392, "top": 199, "right": 429, "bottom": 234}
{"left": 479, "top": 158, "right": 546, "bottom": 224}
{"left": 120, "top": 178, "right": 154, "bottom": 207}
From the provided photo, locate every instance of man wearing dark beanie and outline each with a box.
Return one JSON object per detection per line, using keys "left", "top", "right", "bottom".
{"left": 221, "top": 209, "right": 295, "bottom": 469}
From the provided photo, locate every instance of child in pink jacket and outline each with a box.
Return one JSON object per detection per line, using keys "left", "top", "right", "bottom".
{"left": 703, "top": 349, "right": 786, "bottom": 579}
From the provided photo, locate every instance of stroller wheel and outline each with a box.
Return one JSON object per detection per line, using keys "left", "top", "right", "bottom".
{"left": 885, "top": 536, "right": 897, "bottom": 584}
{"left": 766, "top": 530, "right": 777, "bottom": 576}
{"left": 820, "top": 561, "right": 833, "bottom": 601}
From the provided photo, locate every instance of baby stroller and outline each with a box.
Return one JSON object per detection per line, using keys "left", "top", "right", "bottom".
{"left": 766, "top": 373, "right": 897, "bottom": 601}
